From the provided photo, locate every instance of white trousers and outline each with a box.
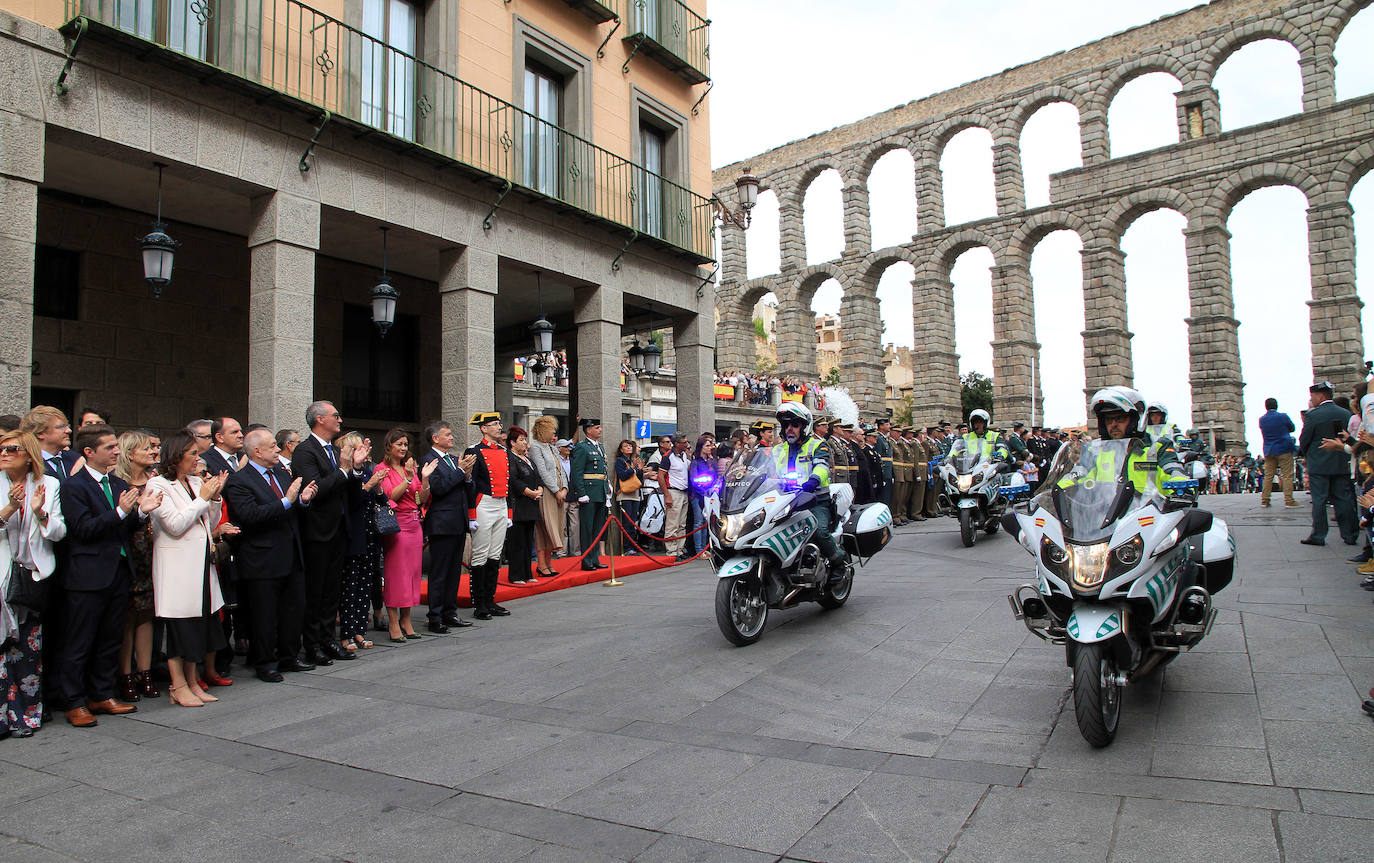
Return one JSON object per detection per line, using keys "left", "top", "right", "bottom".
{"left": 470, "top": 495, "right": 509, "bottom": 566}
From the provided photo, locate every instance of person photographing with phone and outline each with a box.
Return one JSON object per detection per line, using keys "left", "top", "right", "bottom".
{"left": 1298, "top": 380, "right": 1358, "bottom": 547}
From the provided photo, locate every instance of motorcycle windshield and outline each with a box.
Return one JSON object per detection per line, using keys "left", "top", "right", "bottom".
{"left": 1034, "top": 438, "right": 1160, "bottom": 543}
{"left": 718, "top": 451, "right": 782, "bottom": 515}
{"left": 947, "top": 437, "right": 994, "bottom": 474}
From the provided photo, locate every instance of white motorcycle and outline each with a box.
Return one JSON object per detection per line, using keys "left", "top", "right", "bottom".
{"left": 938, "top": 438, "right": 1026, "bottom": 547}
{"left": 1003, "top": 438, "right": 1236, "bottom": 747}
{"left": 709, "top": 454, "right": 892, "bottom": 646}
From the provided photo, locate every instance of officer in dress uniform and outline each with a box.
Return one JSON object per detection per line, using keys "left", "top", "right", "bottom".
{"left": 859, "top": 424, "right": 883, "bottom": 504}
{"left": 822, "top": 418, "right": 852, "bottom": 489}
{"left": 923, "top": 427, "right": 942, "bottom": 518}
{"left": 842, "top": 422, "right": 872, "bottom": 504}
{"left": 464, "top": 412, "right": 512, "bottom": 620}
{"left": 746, "top": 419, "right": 776, "bottom": 464}
{"left": 569, "top": 417, "right": 611, "bottom": 571}
{"left": 873, "top": 418, "right": 895, "bottom": 509}
{"left": 890, "top": 427, "right": 912, "bottom": 526}
{"left": 906, "top": 427, "right": 928, "bottom": 522}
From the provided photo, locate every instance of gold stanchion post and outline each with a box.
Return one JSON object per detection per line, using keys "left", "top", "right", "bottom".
{"left": 604, "top": 501, "right": 623, "bottom": 586}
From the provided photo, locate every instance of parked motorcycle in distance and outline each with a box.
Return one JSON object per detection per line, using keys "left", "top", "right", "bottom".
{"left": 1004, "top": 438, "right": 1235, "bottom": 747}
{"left": 708, "top": 454, "right": 891, "bottom": 646}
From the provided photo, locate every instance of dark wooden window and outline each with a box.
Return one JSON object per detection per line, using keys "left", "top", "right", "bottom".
{"left": 341, "top": 304, "right": 418, "bottom": 422}
{"left": 34, "top": 245, "right": 79, "bottom": 320}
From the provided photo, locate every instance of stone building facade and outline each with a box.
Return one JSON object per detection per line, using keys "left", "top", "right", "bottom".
{"left": 713, "top": 0, "right": 1373, "bottom": 451}
{"left": 1, "top": 0, "right": 715, "bottom": 442}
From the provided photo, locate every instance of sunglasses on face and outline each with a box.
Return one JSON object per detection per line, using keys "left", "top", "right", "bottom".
{"left": 0, "top": 445, "right": 24, "bottom": 455}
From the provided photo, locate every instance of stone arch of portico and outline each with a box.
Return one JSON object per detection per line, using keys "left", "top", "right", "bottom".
{"left": 1004, "top": 84, "right": 1090, "bottom": 140}
{"left": 1321, "top": 0, "right": 1374, "bottom": 51}
{"left": 1091, "top": 53, "right": 1194, "bottom": 118}
{"left": 857, "top": 247, "right": 924, "bottom": 292}
{"left": 1202, "top": 161, "right": 1321, "bottom": 222}
{"left": 858, "top": 136, "right": 918, "bottom": 185}
{"left": 924, "top": 228, "right": 1005, "bottom": 282}
{"left": 1102, "top": 187, "right": 1198, "bottom": 246}
{"left": 1006, "top": 210, "right": 1093, "bottom": 268}
{"left": 1326, "top": 141, "right": 1374, "bottom": 202}
{"left": 1199, "top": 18, "right": 1315, "bottom": 85}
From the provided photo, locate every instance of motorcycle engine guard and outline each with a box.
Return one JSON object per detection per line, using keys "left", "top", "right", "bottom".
{"left": 956, "top": 498, "right": 979, "bottom": 509}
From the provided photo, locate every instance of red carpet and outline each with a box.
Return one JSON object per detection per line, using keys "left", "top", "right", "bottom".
{"left": 420, "top": 553, "right": 690, "bottom": 607}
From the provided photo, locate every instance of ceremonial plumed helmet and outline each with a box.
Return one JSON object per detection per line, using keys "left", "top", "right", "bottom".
{"left": 775, "top": 401, "right": 813, "bottom": 435}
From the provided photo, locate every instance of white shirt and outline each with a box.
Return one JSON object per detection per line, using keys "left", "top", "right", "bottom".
{"left": 213, "top": 447, "right": 239, "bottom": 470}
{"left": 665, "top": 451, "right": 690, "bottom": 490}
{"left": 85, "top": 465, "right": 132, "bottom": 519}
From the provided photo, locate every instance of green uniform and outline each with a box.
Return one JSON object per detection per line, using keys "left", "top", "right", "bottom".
{"left": 906, "top": 435, "right": 927, "bottom": 521}
{"left": 923, "top": 437, "right": 941, "bottom": 517}
{"left": 826, "top": 431, "right": 852, "bottom": 488}
{"left": 570, "top": 438, "right": 610, "bottom": 565}
{"left": 891, "top": 436, "right": 912, "bottom": 523}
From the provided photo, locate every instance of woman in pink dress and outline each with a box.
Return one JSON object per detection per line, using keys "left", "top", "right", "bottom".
{"left": 374, "top": 428, "right": 428, "bottom": 643}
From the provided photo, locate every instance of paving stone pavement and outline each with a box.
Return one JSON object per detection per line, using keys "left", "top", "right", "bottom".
{"left": 2, "top": 493, "right": 1370, "bottom": 862}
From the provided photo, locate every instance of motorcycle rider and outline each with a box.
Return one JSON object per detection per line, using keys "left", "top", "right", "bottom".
{"left": 1060, "top": 387, "right": 1185, "bottom": 490}
{"left": 963, "top": 409, "right": 1010, "bottom": 461}
{"left": 773, "top": 402, "right": 848, "bottom": 580}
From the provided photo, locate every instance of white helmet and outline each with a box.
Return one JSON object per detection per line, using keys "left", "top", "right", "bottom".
{"left": 1144, "top": 400, "right": 1168, "bottom": 422}
{"left": 968, "top": 409, "right": 991, "bottom": 429}
{"left": 1091, "top": 386, "right": 1146, "bottom": 438}
{"left": 775, "top": 401, "right": 813, "bottom": 435}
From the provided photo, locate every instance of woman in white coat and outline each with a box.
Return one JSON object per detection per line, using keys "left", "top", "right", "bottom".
{"left": 147, "top": 430, "right": 232, "bottom": 708}
{"left": 0, "top": 430, "right": 66, "bottom": 738}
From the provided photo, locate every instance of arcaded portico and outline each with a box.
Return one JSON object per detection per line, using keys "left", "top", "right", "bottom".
{"left": 714, "top": 0, "right": 1373, "bottom": 451}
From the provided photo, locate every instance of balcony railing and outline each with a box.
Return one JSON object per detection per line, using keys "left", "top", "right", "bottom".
{"left": 623, "top": 0, "right": 709, "bottom": 85}
{"left": 61, "top": 0, "right": 715, "bottom": 261}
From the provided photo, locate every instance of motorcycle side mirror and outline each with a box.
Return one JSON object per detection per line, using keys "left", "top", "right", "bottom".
{"left": 1161, "top": 494, "right": 1194, "bottom": 513}
{"left": 1000, "top": 511, "right": 1022, "bottom": 540}
{"left": 1178, "top": 508, "right": 1213, "bottom": 537}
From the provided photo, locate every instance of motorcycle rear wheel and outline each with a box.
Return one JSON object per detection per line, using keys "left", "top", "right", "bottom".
{"left": 958, "top": 509, "right": 976, "bottom": 547}
{"left": 1072, "top": 642, "right": 1121, "bottom": 748}
{"left": 715, "top": 575, "right": 768, "bottom": 646}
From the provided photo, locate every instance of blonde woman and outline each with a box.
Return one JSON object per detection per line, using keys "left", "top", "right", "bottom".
{"left": 113, "top": 429, "right": 162, "bottom": 702}
{"left": 527, "top": 415, "right": 566, "bottom": 577}
{"left": 0, "top": 431, "right": 66, "bottom": 737}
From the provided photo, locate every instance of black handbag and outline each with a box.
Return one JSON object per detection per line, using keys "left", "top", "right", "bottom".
{"left": 373, "top": 502, "right": 401, "bottom": 536}
{"left": 5, "top": 561, "right": 48, "bottom": 615}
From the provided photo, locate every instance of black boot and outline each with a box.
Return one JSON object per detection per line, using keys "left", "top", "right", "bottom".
{"left": 471, "top": 562, "right": 492, "bottom": 620}
{"left": 486, "top": 561, "right": 510, "bottom": 616}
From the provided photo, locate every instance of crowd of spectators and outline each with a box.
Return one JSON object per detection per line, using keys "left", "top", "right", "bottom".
{"left": 712, "top": 371, "right": 824, "bottom": 406}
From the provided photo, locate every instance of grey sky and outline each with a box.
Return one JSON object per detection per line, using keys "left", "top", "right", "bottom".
{"left": 709, "top": 1, "right": 1374, "bottom": 441}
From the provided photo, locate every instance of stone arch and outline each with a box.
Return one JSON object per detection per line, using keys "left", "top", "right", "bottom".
{"left": 793, "top": 264, "right": 849, "bottom": 308}
{"left": 1311, "top": 0, "right": 1369, "bottom": 55}
{"left": 730, "top": 276, "right": 782, "bottom": 320}
{"left": 858, "top": 246, "right": 925, "bottom": 289}
{"left": 1102, "top": 187, "right": 1198, "bottom": 245}
{"left": 925, "top": 228, "right": 1005, "bottom": 280}
{"left": 790, "top": 161, "right": 844, "bottom": 210}
{"left": 1198, "top": 18, "right": 1315, "bottom": 83}
{"left": 928, "top": 112, "right": 998, "bottom": 155}
{"left": 1093, "top": 53, "right": 1193, "bottom": 115}
{"left": 1006, "top": 210, "right": 1093, "bottom": 268}
{"left": 858, "top": 136, "right": 917, "bottom": 184}
{"left": 1203, "top": 161, "right": 1321, "bottom": 223}
{"left": 1004, "top": 84, "right": 1090, "bottom": 139}
{"left": 1330, "top": 140, "right": 1374, "bottom": 202}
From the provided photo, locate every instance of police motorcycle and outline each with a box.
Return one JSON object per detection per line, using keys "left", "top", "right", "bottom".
{"left": 1002, "top": 438, "right": 1235, "bottom": 747}
{"left": 708, "top": 451, "right": 892, "bottom": 646}
{"left": 938, "top": 437, "right": 1025, "bottom": 547}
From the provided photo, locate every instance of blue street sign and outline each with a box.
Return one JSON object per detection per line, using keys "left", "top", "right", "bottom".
{"left": 636, "top": 420, "right": 651, "bottom": 438}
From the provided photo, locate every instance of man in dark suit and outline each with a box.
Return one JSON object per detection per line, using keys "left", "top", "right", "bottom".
{"left": 419, "top": 420, "right": 475, "bottom": 633}
{"left": 196, "top": 418, "right": 243, "bottom": 673}
{"left": 57, "top": 424, "right": 162, "bottom": 726}
{"left": 23, "top": 406, "right": 80, "bottom": 482}
{"left": 293, "top": 400, "right": 364, "bottom": 664}
{"left": 223, "top": 428, "right": 317, "bottom": 682}
{"left": 202, "top": 417, "right": 244, "bottom": 475}
{"left": 1298, "top": 380, "right": 1358, "bottom": 546}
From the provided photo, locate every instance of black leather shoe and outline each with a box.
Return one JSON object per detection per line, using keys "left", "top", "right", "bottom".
{"left": 1300, "top": 537, "right": 1325, "bottom": 546}
{"left": 323, "top": 642, "right": 355, "bottom": 661}
{"left": 279, "top": 658, "right": 315, "bottom": 673}
{"left": 256, "top": 668, "right": 284, "bottom": 683}
{"left": 488, "top": 604, "right": 511, "bottom": 616}
{"left": 473, "top": 607, "right": 492, "bottom": 621}
{"left": 442, "top": 616, "right": 473, "bottom": 628}
{"left": 426, "top": 622, "right": 450, "bottom": 634}
{"left": 302, "top": 649, "right": 333, "bottom": 667}
{"left": 1343, "top": 537, "right": 1359, "bottom": 546}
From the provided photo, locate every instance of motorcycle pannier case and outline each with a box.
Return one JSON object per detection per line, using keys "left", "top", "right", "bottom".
{"left": 1188, "top": 517, "right": 1236, "bottom": 594}
{"left": 843, "top": 503, "right": 892, "bottom": 558}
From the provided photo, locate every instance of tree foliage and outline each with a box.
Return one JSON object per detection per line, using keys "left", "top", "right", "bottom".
{"left": 961, "top": 371, "right": 993, "bottom": 419}
{"left": 753, "top": 317, "right": 767, "bottom": 339}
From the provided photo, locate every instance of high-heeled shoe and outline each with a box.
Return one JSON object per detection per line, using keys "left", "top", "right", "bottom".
{"left": 191, "top": 687, "right": 219, "bottom": 703}
{"left": 117, "top": 673, "right": 141, "bottom": 703}
{"left": 202, "top": 670, "right": 234, "bottom": 687}
{"left": 137, "top": 670, "right": 161, "bottom": 698}
{"left": 168, "top": 684, "right": 204, "bottom": 707}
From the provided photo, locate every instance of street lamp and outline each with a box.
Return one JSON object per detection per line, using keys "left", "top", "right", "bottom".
{"left": 371, "top": 226, "right": 398, "bottom": 337}
{"left": 641, "top": 338, "right": 662, "bottom": 377}
{"left": 627, "top": 338, "right": 645, "bottom": 374}
{"left": 713, "top": 171, "right": 760, "bottom": 230}
{"left": 527, "top": 271, "right": 555, "bottom": 389}
{"left": 139, "top": 162, "right": 178, "bottom": 298}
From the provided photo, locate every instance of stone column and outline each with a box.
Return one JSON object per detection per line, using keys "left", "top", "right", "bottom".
{"left": 248, "top": 192, "right": 319, "bottom": 431}
{"left": 909, "top": 274, "right": 961, "bottom": 424}
{"left": 778, "top": 197, "right": 807, "bottom": 272}
{"left": 0, "top": 111, "right": 42, "bottom": 413}
{"left": 1080, "top": 244, "right": 1134, "bottom": 405}
{"left": 674, "top": 305, "right": 714, "bottom": 437}
{"left": 838, "top": 288, "right": 885, "bottom": 411}
{"left": 573, "top": 283, "right": 623, "bottom": 433}
{"left": 1307, "top": 201, "right": 1363, "bottom": 393}
{"left": 990, "top": 263, "right": 1040, "bottom": 425}
{"left": 713, "top": 297, "right": 753, "bottom": 374}
{"left": 774, "top": 302, "right": 818, "bottom": 378}
{"left": 1183, "top": 223, "right": 1246, "bottom": 452}
{"left": 718, "top": 220, "right": 747, "bottom": 285}
{"left": 992, "top": 134, "right": 1026, "bottom": 215}
{"left": 915, "top": 150, "right": 945, "bottom": 233}
{"left": 1175, "top": 85, "right": 1219, "bottom": 141}
{"left": 1079, "top": 108, "right": 1110, "bottom": 165}
{"left": 1299, "top": 51, "right": 1336, "bottom": 112}
{"left": 841, "top": 176, "right": 872, "bottom": 254}
{"left": 438, "top": 246, "right": 497, "bottom": 445}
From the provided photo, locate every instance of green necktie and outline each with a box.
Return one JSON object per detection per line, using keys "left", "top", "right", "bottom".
{"left": 99, "top": 475, "right": 128, "bottom": 558}
{"left": 444, "top": 455, "right": 456, "bottom": 471}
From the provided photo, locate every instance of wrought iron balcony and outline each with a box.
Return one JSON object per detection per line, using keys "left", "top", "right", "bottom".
{"left": 59, "top": 0, "right": 715, "bottom": 261}
{"left": 622, "top": 0, "right": 709, "bottom": 85}
{"left": 559, "top": 0, "right": 618, "bottom": 24}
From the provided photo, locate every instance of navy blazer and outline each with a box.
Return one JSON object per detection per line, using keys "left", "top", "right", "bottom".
{"left": 292, "top": 434, "right": 351, "bottom": 544}
{"left": 420, "top": 449, "right": 468, "bottom": 537}
{"left": 41, "top": 449, "right": 82, "bottom": 484}
{"left": 223, "top": 462, "right": 305, "bottom": 581}
{"left": 201, "top": 448, "right": 241, "bottom": 476}
{"left": 59, "top": 469, "right": 142, "bottom": 591}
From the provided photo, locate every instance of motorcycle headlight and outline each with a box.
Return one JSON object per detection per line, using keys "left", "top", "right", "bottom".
{"left": 719, "top": 511, "right": 765, "bottom": 545}
{"left": 1069, "top": 542, "right": 1110, "bottom": 590}
{"left": 1040, "top": 536, "right": 1072, "bottom": 579}
{"left": 1109, "top": 535, "right": 1143, "bottom": 578}
{"left": 957, "top": 474, "right": 973, "bottom": 493}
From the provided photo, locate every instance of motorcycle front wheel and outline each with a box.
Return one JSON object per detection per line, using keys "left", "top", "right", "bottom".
{"left": 715, "top": 575, "right": 768, "bottom": 646}
{"left": 816, "top": 561, "right": 852, "bottom": 610}
{"left": 958, "top": 509, "right": 976, "bottom": 547}
{"left": 1072, "top": 642, "right": 1121, "bottom": 747}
